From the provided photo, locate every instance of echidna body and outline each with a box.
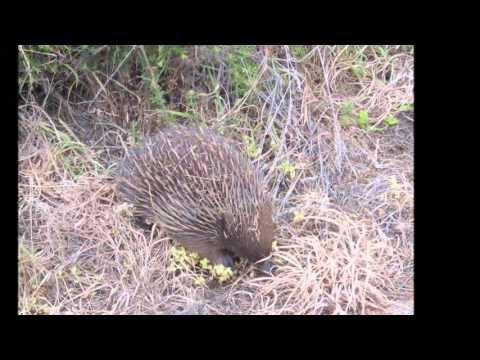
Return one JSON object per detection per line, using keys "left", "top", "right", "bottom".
{"left": 116, "top": 126, "right": 274, "bottom": 268}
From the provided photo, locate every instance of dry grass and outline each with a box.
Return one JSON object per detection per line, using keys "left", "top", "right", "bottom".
{"left": 18, "top": 45, "right": 414, "bottom": 315}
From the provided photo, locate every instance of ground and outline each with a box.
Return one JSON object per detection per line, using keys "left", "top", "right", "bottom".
{"left": 18, "top": 45, "right": 414, "bottom": 315}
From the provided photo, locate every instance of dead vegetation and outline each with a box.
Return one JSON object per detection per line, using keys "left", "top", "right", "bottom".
{"left": 18, "top": 45, "right": 414, "bottom": 315}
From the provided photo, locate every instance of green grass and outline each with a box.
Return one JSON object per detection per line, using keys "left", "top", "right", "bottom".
{"left": 19, "top": 45, "right": 190, "bottom": 113}
{"left": 38, "top": 121, "right": 104, "bottom": 178}
{"left": 384, "top": 115, "right": 400, "bottom": 126}
{"left": 340, "top": 100, "right": 354, "bottom": 127}
{"left": 244, "top": 135, "right": 261, "bottom": 159}
{"left": 357, "top": 110, "right": 369, "bottom": 128}
{"left": 290, "top": 45, "right": 308, "bottom": 59}
{"left": 278, "top": 159, "right": 296, "bottom": 179}
{"left": 351, "top": 62, "right": 365, "bottom": 80}
{"left": 225, "top": 46, "right": 259, "bottom": 99}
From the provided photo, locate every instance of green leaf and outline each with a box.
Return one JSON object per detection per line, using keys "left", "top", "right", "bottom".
{"left": 367, "top": 126, "right": 383, "bottom": 133}
{"left": 269, "top": 127, "right": 280, "bottom": 150}
{"left": 38, "top": 45, "right": 53, "bottom": 52}
{"left": 384, "top": 115, "right": 400, "bottom": 126}
{"left": 244, "top": 135, "right": 261, "bottom": 159}
{"left": 200, "top": 258, "right": 210, "bottom": 269}
{"left": 160, "top": 110, "right": 192, "bottom": 119}
{"left": 351, "top": 64, "right": 364, "bottom": 80}
{"left": 375, "top": 46, "right": 389, "bottom": 57}
{"left": 290, "top": 45, "right": 307, "bottom": 59}
{"left": 194, "top": 276, "right": 206, "bottom": 286}
{"left": 397, "top": 104, "right": 413, "bottom": 112}
{"left": 212, "top": 264, "right": 233, "bottom": 283}
{"left": 279, "top": 160, "right": 296, "bottom": 179}
{"left": 357, "top": 110, "right": 369, "bottom": 128}
{"left": 339, "top": 100, "right": 354, "bottom": 127}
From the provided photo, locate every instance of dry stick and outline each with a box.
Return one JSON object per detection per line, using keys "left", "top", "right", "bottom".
{"left": 90, "top": 72, "right": 117, "bottom": 113}
{"left": 65, "top": 184, "right": 110, "bottom": 212}
{"left": 319, "top": 47, "right": 348, "bottom": 173}
{"left": 27, "top": 105, "right": 63, "bottom": 175}
{"left": 46, "top": 108, "right": 105, "bottom": 173}
{"left": 259, "top": 68, "right": 289, "bottom": 155}
{"left": 284, "top": 46, "right": 304, "bottom": 92}
{"left": 91, "top": 45, "right": 138, "bottom": 103}
{"left": 266, "top": 47, "right": 301, "bottom": 186}
{"left": 258, "top": 51, "right": 304, "bottom": 161}
{"left": 110, "top": 77, "right": 142, "bottom": 104}
{"left": 265, "top": 67, "right": 295, "bottom": 184}
{"left": 279, "top": 170, "right": 304, "bottom": 211}
{"left": 139, "top": 45, "right": 162, "bottom": 97}
{"left": 295, "top": 45, "right": 322, "bottom": 64}
{"left": 216, "top": 56, "right": 268, "bottom": 124}
{"left": 257, "top": 81, "right": 274, "bottom": 151}
{"left": 18, "top": 45, "right": 33, "bottom": 97}
{"left": 40, "top": 77, "right": 57, "bottom": 109}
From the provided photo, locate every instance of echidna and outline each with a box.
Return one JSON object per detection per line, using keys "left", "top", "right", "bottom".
{"left": 116, "top": 126, "right": 275, "bottom": 271}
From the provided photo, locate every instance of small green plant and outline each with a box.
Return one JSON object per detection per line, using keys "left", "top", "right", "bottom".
{"left": 397, "top": 103, "right": 413, "bottom": 112}
{"left": 386, "top": 175, "right": 402, "bottom": 202}
{"left": 293, "top": 210, "right": 305, "bottom": 224}
{"left": 168, "top": 246, "right": 235, "bottom": 285}
{"left": 141, "top": 45, "right": 188, "bottom": 110}
{"left": 19, "top": 242, "right": 40, "bottom": 264}
{"left": 373, "top": 46, "right": 389, "bottom": 58}
{"left": 269, "top": 126, "right": 280, "bottom": 151}
{"left": 339, "top": 100, "right": 354, "bottom": 127}
{"left": 244, "top": 135, "right": 261, "bottom": 158}
{"left": 279, "top": 160, "right": 296, "bottom": 179}
{"left": 194, "top": 276, "right": 207, "bottom": 286}
{"left": 168, "top": 246, "right": 200, "bottom": 272}
{"left": 150, "top": 88, "right": 167, "bottom": 109}
{"left": 384, "top": 115, "right": 400, "bottom": 126}
{"left": 19, "top": 297, "right": 51, "bottom": 315}
{"left": 70, "top": 265, "right": 81, "bottom": 284}
{"left": 212, "top": 264, "right": 234, "bottom": 283}
{"left": 204, "top": 69, "right": 225, "bottom": 115}
{"left": 38, "top": 122, "right": 103, "bottom": 178}
{"left": 400, "top": 45, "right": 414, "bottom": 54}
{"left": 357, "top": 110, "right": 369, "bottom": 128}
{"left": 127, "top": 121, "right": 141, "bottom": 145}
{"left": 366, "top": 126, "right": 384, "bottom": 133}
{"left": 226, "top": 46, "right": 259, "bottom": 99}
{"left": 199, "top": 257, "right": 210, "bottom": 270}
{"left": 290, "top": 45, "right": 308, "bottom": 59}
{"left": 351, "top": 63, "right": 365, "bottom": 80}
{"left": 38, "top": 45, "right": 53, "bottom": 52}
{"left": 185, "top": 89, "right": 198, "bottom": 110}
